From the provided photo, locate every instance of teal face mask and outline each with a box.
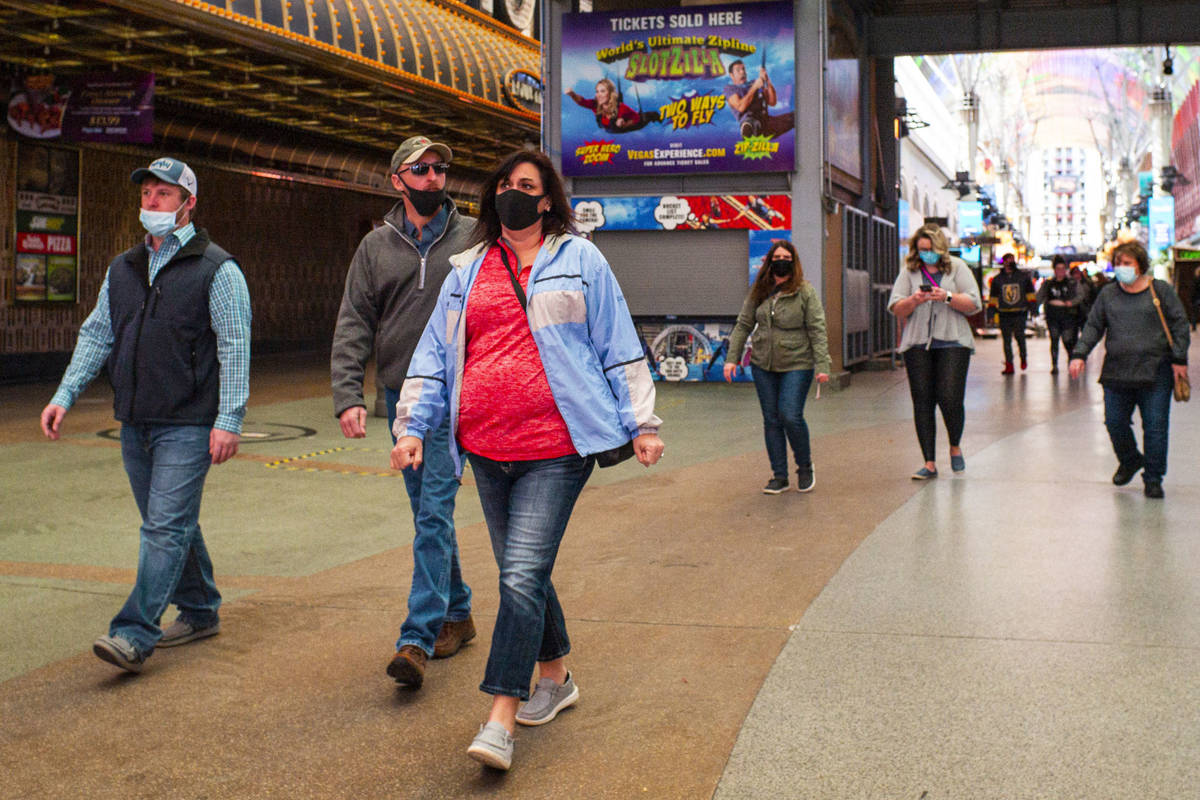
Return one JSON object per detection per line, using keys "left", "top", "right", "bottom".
{"left": 1113, "top": 266, "right": 1138, "bottom": 285}
{"left": 918, "top": 250, "right": 940, "bottom": 265}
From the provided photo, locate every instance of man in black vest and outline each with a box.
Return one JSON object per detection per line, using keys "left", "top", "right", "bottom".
{"left": 40, "top": 157, "right": 251, "bottom": 673}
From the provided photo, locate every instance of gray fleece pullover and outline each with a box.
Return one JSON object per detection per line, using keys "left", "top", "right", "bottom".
{"left": 331, "top": 199, "right": 473, "bottom": 416}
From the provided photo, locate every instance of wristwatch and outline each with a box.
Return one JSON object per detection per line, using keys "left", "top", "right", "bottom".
{"left": 944, "top": 292, "right": 953, "bottom": 304}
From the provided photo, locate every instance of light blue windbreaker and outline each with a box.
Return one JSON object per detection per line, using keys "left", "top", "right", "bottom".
{"left": 393, "top": 233, "right": 662, "bottom": 477}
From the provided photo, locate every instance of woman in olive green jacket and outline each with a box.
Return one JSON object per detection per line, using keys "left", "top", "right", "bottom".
{"left": 724, "top": 241, "right": 831, "bottom": 494}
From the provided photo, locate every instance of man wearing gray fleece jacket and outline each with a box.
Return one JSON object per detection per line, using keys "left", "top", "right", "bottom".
{"left": 331, "top": 135, "right": 475, "bottom": 688}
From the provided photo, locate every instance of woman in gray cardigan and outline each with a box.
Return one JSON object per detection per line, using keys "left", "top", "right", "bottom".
{"left": 888, "top": 225, "right": 983, "bottom": 479}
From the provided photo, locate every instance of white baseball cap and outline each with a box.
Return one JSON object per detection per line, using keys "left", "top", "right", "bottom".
{"left": 130, "top": 157, "right": 198, "bottom": 197}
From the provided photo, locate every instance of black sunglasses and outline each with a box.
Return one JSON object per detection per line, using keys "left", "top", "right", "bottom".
{"left": 399, "top": 162, "right": 450, "bottom": 176}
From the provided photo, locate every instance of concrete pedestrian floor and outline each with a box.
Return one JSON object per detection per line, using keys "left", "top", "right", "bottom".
{"left": 1, "top": 337, "right": 1197, "bottom": 799}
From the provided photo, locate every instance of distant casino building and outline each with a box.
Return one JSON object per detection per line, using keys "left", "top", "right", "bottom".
{"left": 1, "top": 0, "right": 541, "bottom": 379}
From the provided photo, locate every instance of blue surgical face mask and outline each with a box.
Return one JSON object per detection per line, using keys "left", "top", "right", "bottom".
{"left": 918, "top": 250, "right": 940, "bottom": 265}
{"left": 139, "top": 201, "right": 185, "bottom": 237}
{"left": 1113, "top": 265, "right": 1138, "bottom": 285}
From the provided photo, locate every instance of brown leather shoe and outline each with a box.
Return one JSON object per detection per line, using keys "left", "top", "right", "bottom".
{"left": 386, "top": 645, "right": 427, "bottom": 687}
{"left": 432, "top": 615, "right": 477, "bottom": 659}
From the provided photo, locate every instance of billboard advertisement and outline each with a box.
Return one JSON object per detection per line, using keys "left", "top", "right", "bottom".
{"left": 14, "top": 142, "right": 79, "bottom": 303}
{"left": 61, "top": 72, "right": 154, "bottom": 144}
{"left": 560, "top": 1, "right": 795, "bottom": 177}
{"left": 958, "top": 199, "right": 983, "bottom": 263}
{"left": 1148, "top": 195, "right": 1175, "bottom": 256}
{"left": 572, "top": 193, "right": 789, "bottom": 234}
{"left": 8, "top": 72, "right": 153, "bottom": 144}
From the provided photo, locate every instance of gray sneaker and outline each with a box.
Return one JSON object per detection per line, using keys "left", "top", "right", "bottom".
{"left": 93, "top": 634, "right": 145, "bottom": 673}
{"left": 159, "top": 618, "right": 220, "bottom": 648}
{"left": 515, "top": 672, "right": 579, "bottom": 726}
{"left": 467, "top": 722, "right": 514, "bottom": 770}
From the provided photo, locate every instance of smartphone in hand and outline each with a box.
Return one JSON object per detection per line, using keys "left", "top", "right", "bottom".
{"left": 920, "top": 283, "right": 933, "bottom": 293}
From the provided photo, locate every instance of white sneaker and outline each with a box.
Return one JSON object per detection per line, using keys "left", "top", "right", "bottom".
{"left": 158, "top": 618, "right": 220, "bottom": 648}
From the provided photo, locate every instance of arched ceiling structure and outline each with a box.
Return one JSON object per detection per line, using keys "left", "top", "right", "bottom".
{"left": 910, "top": 48, "right": 1198, "bottom": 152}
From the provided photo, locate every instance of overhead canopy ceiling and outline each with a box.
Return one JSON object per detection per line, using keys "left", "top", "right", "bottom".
{"left": 0, "top": 0, "right": 542, "bottom": 187}
{"left": 909, "top": 46, "right": 1198, "bottom": 147}
{"left": 860, "top": 0, "right": 1200, "bottom": 56}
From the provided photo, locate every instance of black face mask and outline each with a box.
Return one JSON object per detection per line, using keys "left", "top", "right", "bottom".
{"left": 769, "top": 258, "right": 794, "bottom": 278}
{"left": 399, "top": 178, "right": 446, "bottom": 217}
{"left": 495, "top": 189, "right": 546, "bottom": 231}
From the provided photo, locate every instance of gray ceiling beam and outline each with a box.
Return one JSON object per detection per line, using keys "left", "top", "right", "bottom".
{"left": 868, "top": 1, "right": 1200, "bottom": 56}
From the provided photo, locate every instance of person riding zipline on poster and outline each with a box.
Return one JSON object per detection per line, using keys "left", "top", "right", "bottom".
{"left": 723, "top": 56, "right": 794, "bottom": 140}
{"left": 565, "top": 77, "right": 660, "bottom": 134}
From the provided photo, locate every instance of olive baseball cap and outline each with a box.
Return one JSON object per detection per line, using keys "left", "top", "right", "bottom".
{"left": 130, "top": 157, "right": 198, "bottom": 197}
{"left": 390, "top": 136, "right": 453, "bottom": 173}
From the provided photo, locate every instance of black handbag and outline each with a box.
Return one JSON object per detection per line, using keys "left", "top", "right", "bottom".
{"left": 594, "top": 440, "right": 635, "bottom": 468}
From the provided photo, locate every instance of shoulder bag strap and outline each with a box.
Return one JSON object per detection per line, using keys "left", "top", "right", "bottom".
{"left": 1148, "top": 280, "right": 1175, "bottom": 350}
{"left": 497, "top": 244, "right": 528, "bottom": 314}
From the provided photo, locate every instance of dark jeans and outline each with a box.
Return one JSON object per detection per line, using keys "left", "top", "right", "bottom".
{"left": 1045, "top": 314, "right": 1079, "bottom": 367}
{"left": 903, "top": 346, "right": 971, "bottom": 464}
{"left": 751, "top": 367, "right": 814, "bottom": 477}
{"left": 998, "top": 312, "right": 1027, "bottom": 363}
{"left": 115, "top": 424, "right": 219, "bottom": 656}
{"left": 387, "top": 388, "right": 471, "bottom": 656}
{"left": 467, "top": 451, "right": 595, "bottom": 700}
{"left": 1103, "top": 362, "right": 1173, "bottom": 485}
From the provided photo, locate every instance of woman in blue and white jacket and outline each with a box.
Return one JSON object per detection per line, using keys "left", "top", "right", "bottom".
{"left": 391, "top": 149, "right": 664, "bottom": 771}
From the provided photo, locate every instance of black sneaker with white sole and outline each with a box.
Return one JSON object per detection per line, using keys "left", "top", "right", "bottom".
{"left": 762, "top": 477, "right": 789, "bottom": 494}
{"left": 795, "top": 465, "right": 815, "bottom": 493}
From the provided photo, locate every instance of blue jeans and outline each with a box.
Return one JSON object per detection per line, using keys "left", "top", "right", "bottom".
{"left": 1103, "top": 362, "right": 1174, "bottom": 485}
{"left": 114, "top": 424, "right": 220, "bottom": 656}
{"left": 466, "top": 452, "right": 595, "bottom": 700}
{"left": 387, "top": 388, "right": 471, "bottom": 655}
{"left": 752, "top": 367, "right": 814, "bottom": 478}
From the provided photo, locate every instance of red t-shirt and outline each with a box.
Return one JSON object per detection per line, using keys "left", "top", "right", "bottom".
{"left": 457, "top": 243, "right": 577, "bottom": 461}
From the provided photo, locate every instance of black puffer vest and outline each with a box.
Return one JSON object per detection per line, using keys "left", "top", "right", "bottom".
{"left": 106, "top": 230, "right": 236, "bottom": 425}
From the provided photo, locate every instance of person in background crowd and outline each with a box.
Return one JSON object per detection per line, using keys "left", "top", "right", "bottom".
{"left": 1069, "top": 241, "right": 1190, "bottom": 499}
{"left": 888, "top": 225, "right": 983, "bottom": 480}
{"left": 391, "top": 149, "right": 664, "bottom": 771}
{"left": 40, "top": 157, "right": 250, "bottom": 673}
{"left": 724, "top": 241, "right": 831, "bottom": 494}
{"left": 988, "top": 253, "right": 1037, "bottom": 374}
{"left": 331, "top": 135, "right": 476, "bottom": 690}
{"left": 1071, "top": 265, "right": 1096, "bottom": 322}
{"left": 1037, "top": 254, "right": 1085, "bottom": 374}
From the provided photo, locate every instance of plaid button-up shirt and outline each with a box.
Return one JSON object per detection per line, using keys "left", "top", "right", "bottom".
{"left": 51, "top": 223, "right": 251, "bottom": 433}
